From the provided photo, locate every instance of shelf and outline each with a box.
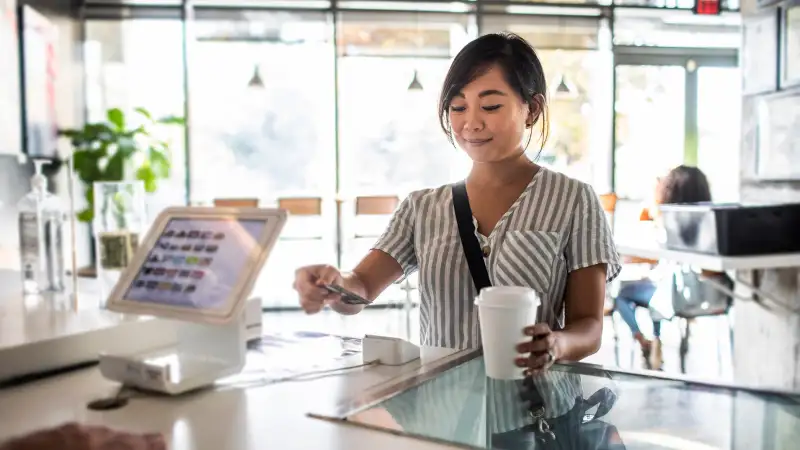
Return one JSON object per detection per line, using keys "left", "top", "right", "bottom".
{"left": 616, "top": 242, "right": 800, "bottom": 272}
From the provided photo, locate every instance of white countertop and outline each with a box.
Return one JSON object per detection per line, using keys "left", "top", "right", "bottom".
{"left": 0, "top": 269, "right": 179, "bottom": 383}
{"left": 0, "top": 345, "right": 469, "bottom": 450}
{"left": 616, "top": 241, "right": 800, "bottom": 272}
{"left": 0, "top": 268, "right": 469, "bottom": 449}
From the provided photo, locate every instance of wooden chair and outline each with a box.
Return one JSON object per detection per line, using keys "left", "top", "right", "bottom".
{"left": 278, "top": 197, "right": 323, "bottom": 217}
{"left": 256, "top": 197, "right": 326, "bottom": 311}
{"left": 354, "top": 195, "right": 399, "bottom": 238}
{"left": 599, "top": 193, "right": 618, "bottom": 220}
{"left": 355, "top": 195, "right": 399, "bottom": 215}
{"left": 276, "top": 197, "right": 324, "bottom": 243}
{"left": 213, "top": 198, "right": 259, "bottom": 208}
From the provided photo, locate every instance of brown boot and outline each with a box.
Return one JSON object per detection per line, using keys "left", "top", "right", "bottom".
{"left": 649, "top": 338, "right": 663, "bottom": 370}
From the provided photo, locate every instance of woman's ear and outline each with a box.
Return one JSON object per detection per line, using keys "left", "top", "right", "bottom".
{"left": 526, "top": 96, "right": 543, "bottom": 128}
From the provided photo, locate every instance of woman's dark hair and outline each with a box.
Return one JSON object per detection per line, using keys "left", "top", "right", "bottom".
{"left": 438, "top": 32, "right": 549, "bottom": 153}
{"left": 657, "top": 165, "right": 712, "bottom": 204}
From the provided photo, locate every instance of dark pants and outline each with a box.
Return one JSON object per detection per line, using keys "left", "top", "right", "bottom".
{"left": 614, "top": 280, "right": 661, "bottom": 338}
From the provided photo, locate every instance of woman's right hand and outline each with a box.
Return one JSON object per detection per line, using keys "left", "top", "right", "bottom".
{"left": 293, "top": 264, "right": 344, "bottom": 314}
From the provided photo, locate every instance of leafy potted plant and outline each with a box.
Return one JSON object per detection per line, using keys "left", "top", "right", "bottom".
{"left": 59, "top": 107, "right": 184, "bottom": 272}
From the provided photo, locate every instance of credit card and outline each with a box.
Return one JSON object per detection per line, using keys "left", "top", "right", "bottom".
{"left": 323, "top": 284, "right": 370, "bottom": 305}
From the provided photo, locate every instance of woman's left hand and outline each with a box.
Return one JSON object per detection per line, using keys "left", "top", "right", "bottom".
{"left": 515, "top": 323, "right": 560, "bottom": 375}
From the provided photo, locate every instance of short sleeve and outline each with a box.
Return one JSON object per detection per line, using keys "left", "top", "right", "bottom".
{"left": 566, "top": 183, "right": 621, "bottom": 283}
{"left": 372, "top": 195, "right": 418, "bottom": 276}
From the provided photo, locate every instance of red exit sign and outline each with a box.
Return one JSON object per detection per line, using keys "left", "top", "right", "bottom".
{"left": 694, "top": 0, "right": 721, "bottom": 15}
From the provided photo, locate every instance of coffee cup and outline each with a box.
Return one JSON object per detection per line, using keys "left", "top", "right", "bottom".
{"left": 475, "top": 286, "right": 541, "bottom": 380}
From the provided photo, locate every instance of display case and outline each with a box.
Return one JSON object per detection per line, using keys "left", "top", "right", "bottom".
{"left": 312, "top": 350, "right": 800, "bottom": 450}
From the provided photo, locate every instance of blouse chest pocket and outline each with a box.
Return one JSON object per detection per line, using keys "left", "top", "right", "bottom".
{"left": 493, "top": 231, "right": 562, "bottom": 295}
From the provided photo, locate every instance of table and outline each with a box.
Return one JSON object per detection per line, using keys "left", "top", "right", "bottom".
{"left": 318, "top": 350, "right": 800, "bottom": 450}
{"left": 616, "top": 241, "right": 800, "bottom": 313}
{"left": 0, "top": 269, "right": 178, "bottom": 384}
{"left": 616, "top": 241, "right": 800, "bottom": 272}
{"left": 0, "top": 345, "right": 472, "bottom": 450}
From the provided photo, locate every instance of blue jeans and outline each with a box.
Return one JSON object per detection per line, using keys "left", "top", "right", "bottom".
{"left": 614, "top": 280, "right": 661, "bottom": 338}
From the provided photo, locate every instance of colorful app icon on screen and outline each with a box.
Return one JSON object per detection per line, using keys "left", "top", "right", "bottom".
{"left": 201, "top": 231, "right": 213, "bottom": 239}
{"left": 199, "top": 258, "right": 212, "bottom": 267}
{"left": 143, "top": 267, "right": 154, "bottom": 275}
{"left": 157, "top": 282, "right": 172, "bottom": 291}
{"left": 154, "top": 268, "right": 166, "bottom": 276}
{"left": 185, "top": 285, "right": 197, "bottom": 293}
{"left": 176, "top": 231, "right": 187, "bottom": 238}
{"left": 181, "top": 244, "right": 192, "bottom": 251}
{"left": 171, "top": 283, "right": 183, "bottom": 292}
{"left": 188, "top": 231, "right": 200, "bottom": 239}
{"left": 193, "top": 244, "right": 205, "bottom": 252}
{"left": 166, "top": 269, "right": 178, "bottom": 278}
{"left": 206, "top": 244, "right": 219, "bottom": 253}
{"left": 134, "top": 280, "right": 146, "bottom": 288}
{"left": 164, "top": 230, "right": 175, "bottom": 237}
{"left": 186, "top": 256, "right": 199, "bottom": 265}
{"left": 190, "top": 271, "right": 204, "bottom": 280}
{"left": 146, "top": 281, "right": 158, "bottom": 290}
{"left": 179, "top": 270, "right": 191, "bottom": 278}
{"left": 213, "top": 232, "right": 225, "bottom": 240}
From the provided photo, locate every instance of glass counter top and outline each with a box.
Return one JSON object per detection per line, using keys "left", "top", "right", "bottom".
{"left": 319, "top": 351, "right": 800, "bottom": 450}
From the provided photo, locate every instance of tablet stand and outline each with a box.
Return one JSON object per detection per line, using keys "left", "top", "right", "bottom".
{"left": 95, "top": 206, "right": 288, "bottom": 396}
{"left": 98, "top": 311, "right": 247, "bottom": 395}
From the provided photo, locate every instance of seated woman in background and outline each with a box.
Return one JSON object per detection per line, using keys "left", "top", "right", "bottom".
{"left": 614, "top": 165, "right": 712, "bottom": 370}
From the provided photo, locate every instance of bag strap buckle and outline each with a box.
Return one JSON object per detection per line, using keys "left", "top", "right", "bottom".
{"left": 529, "top": 406, "right": 556, "bottom": 442}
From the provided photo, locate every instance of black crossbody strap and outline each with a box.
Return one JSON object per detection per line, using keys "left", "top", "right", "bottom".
{"left": 451, "top": 182, "right": 492, "bottom": 292}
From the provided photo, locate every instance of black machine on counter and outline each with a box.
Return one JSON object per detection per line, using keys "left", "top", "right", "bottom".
{"left": 658, "top": 202, "right": 800, "bottom": 256}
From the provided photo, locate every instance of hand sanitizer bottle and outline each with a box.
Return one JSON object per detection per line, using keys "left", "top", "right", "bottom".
{"left": 18, "top": 159, "right": 67, "bottom": 295}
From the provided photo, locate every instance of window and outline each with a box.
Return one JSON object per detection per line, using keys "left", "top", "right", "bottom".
{"left": 189, "top": 10, "right": 337, "bottom": 308}
{"left": 337, "top": 11, "right": 476, "bottom": 197}
{"left": 613, "top": 64, "right": 686, "bottom": 200}
{"left": 336, "top": 11, "right": 474, "bottom": 302}
{"left": 189, "top": 10, "right": 336, "bottom": 205}
{"left": 84, "top": 19, "right": 187, "bottom": 220}
{"left": 482, "top": 14, "right": 613, "bottom": 192}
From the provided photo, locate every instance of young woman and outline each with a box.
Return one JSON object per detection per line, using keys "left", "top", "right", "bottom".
{"left": 294, "top": 32, "right": 621, "bottom": 374}
{"left": 614, "top": 165, "right": 715, "bottom": 369}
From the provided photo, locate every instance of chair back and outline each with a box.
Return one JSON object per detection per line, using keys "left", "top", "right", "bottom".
{"left": 213, "top": 198, "right": 259, "bottom": 208}
{"left": 278, "top": 197, "right": 323, "bottom": 216}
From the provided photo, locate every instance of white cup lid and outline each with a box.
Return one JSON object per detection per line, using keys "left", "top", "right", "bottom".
{"left": 474, "top": 286, "right": 541, "bottom": 309}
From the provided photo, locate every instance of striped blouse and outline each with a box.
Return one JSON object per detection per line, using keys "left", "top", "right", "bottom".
{"left": 371, "top": 167, "right": 621, "bottom": 443}
{"left": 373, "top": 166, "right": 622, "bottom": 349}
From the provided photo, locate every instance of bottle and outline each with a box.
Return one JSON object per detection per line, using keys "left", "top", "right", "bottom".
{"left": 18, "top": 159, "right": 67, "bottom": 295}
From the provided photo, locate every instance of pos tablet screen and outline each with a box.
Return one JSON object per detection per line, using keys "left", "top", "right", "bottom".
{"left": 107, "top": 207, "right": 286, "bottom": 323}
{"left": 124, "top": 218, "right": 266, "bottom": 310}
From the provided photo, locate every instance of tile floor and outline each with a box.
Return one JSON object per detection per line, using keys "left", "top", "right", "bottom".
{"left": 261, "top": 303, "right": 734, "bottom": 383}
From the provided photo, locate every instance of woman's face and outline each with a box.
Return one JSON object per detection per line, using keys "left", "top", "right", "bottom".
{"left": 447, "top": 64, "right": 534, "bottom": 163}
